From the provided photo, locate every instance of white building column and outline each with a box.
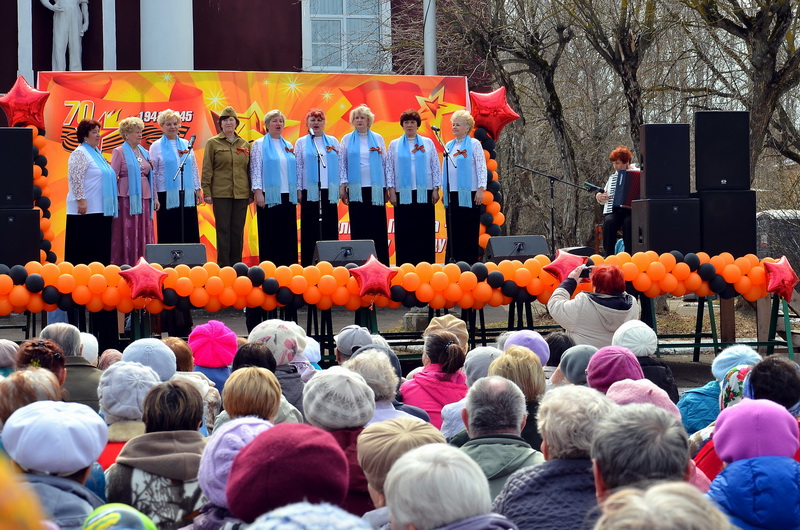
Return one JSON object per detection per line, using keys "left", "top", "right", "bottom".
{"left": 17, "top": 0, "right": 34, "bottom": 84}
{"left": 102, "top": 0, "right": 117, "bottom": 70}
{"left": 140, "top": 0, "right": 194, "bottom": 70}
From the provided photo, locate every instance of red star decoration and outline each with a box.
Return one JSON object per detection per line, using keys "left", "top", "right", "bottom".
{"left": 764, "top": 256, "right": 799, "bottom": 302}
{"left": 0, "top": 76, "right": 51, "bottom": 129}
{"left": 469, "top": 87, "right": 520, "bottom": 140}
{"left": 543, "top": 250, "right": 589, "bottom": 284}
{"left": 119, "top": 257, "right": 168, "bottom": 301}
{"left": 350, "top": 255, "right": 398, "bottom": 298}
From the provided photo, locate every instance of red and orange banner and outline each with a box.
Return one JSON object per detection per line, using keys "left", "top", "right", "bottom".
{"left": 37, "top": 71, "right": 470, "bottom": 265}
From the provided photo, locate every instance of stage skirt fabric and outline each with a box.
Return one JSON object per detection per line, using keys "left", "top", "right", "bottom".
{"left": 156, "top": 191, "right": 200, "bottom": 244}
{"left": 394, "top": 190, "right": 435, "bottom": 265}
{"left": 348, "top": 187, "right": 390, "bottom": 265}
{"left": 65, "top": 213, "right": 113, "bottom": 265}
{"left": 111, "top": 197, "right": 154, "bottom": 266}
{"left": 300, "top": 189, "right": 339, "bottom": 266}
{"left": 256, "top": 193, "right": 299, "bottom": 266}
{"left": 447, "top": 191, "right": 480, "bottom": 264}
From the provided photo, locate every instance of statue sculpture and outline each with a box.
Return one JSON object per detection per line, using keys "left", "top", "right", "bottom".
{"left": 40, "top": 0, "right": 89, "bottom": 71}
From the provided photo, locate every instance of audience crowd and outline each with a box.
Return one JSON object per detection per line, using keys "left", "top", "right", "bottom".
{"left": 0, "top": 311, "right": 798, "bottom": 530}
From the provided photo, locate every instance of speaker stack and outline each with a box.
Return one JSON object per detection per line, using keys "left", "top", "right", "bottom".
{"left": 632, "top": 123, "right": 700, "bottom": 254}
{"left": 0, "top": 128, "right": 38, "bottom": 267}
{"left": 694, "top": 111, "right": 755, "bottom": 256}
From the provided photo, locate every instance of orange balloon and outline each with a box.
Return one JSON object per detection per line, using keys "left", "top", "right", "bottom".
{"left": 459, "top": 271, "right": 478, "bottom": 290}
{"left": 262, "top": 295, "right": 279, "bottom": 311}
{"left": 734, "top": 257, "right": 752, "bottom": 274}
{"left": 246, "top": 288, "right": 265, "bottom": 308}
{"left": 744, "top": 285, "right": 763, "bottom": 302}
{"left": 332, "top": 286, "right": 350, "bottom": 306}
{"left": 644, "top": 283, "right": 662, "bottom": 298}
{"left": 488, "top": 289, "right": 505, "bottom": 307}
{"left": 161, "top": 268, "right": 178, "bottom": 289}
{"left": 303, "top": 285, "right": 322, "bottom": 305}
{"left": 232, "top": 276, "right": 252, "bottom": 296}
{"left": 0, "top": 276, "right": 12, "bottom": 297}
{"left": 205, "top": 276, "right": 224, "bottom": 296}
{"left": 486, "top": 158, "right": 498, "bottom": 172}
{"left": 709, "top": 256, "right": 726, "bottom": 274}
{"left": 101, "top": 287, "right": 121, "bottom": 307}
{"left": 346, "top": 276, "right": 360, "bottom": 295}
{"left": 56, "top": 274, "right": 77, "bottom": 294}
{"left": 646, "top": 261, "right": 666, "bottom": 281}
{"left": 722, "top": 264, "right": 742, "bottom": 284}
{"left": 233, "top": 296, "right": 248, "bottom": 310}
{"left": 494, "top": 212, "right": 506, "bottom": 226}
{"left": 289, "top": 275, "right": 309, "bottom": 295}
{"left": 345, "top": 294, "right": 361, "bottom": 311}
{"left": 259, "top": 261, "right": 276, "bottom": 278}
{"left": 589, "top": 254, "right": 605, "bottom": 266}
{"left": 27, "top": 124, "right": 39, "bottom": 138}
{"left": 719, "top": 252, "right": 735, "bottom": 265}
{"left": 486, "top": 202, "right": 500, "bottom": 215}
{"left": 399, "top": 263, "right": 416, "bottom": 274}
{"left": 524, "top": 259, "right": 542, "bottom": 277}
{"left": 631, "top": 252, "right": 650, "bottom": 272}
{"left": 117, "top": 297, "right": 134, "bottom": 313}
{"left": 695, "top": 282, "right": 711, "bottom": 298}
{"left": 443, "top": 263, "right": 462, "bottom": 282}
{"left": 303, "top": 266, "right": 322, "bottom": 285}
{"left": 497, "top": 260, "right": 515, "bottom": 280}
{"left": 274, "top": 266, "right": 293, "bottom": 286}
{"left": 73, "top": 264, "right": 92, "bottom": 285}
{"left": 289, "top": 263, "right": 305, "bottom": 276}
{"left": 482, "top": 191, "right": 494, "bottom": 206}
{"left": 430, "top": 292, "right": 447, "bottom": 310}
{"left": 189, "top": 266, "right": 209, "bottom": 287}
{"left": 204, "top": 297, "right": 222, "bottom": 312}
{"left": 416, "top": 283, "right": 435, "bottom": 303}
{"left": 175, "top": 277, "right": 194, "bottom": 297}
{"left": 145, "top": 299, "right": 164, "bottom": 314}
{"left": 748, "top": 266, "right": 766, "bottom": 286}
{"left": 672, "top": 262, "right": 691, "bottom": 281}
{"left": 734, "top": 275, "right": 752, "bottom": 294}
{"left": 658, "top": 273, "right": 678, "bottom": 293}
{"left": 219, "top": 267, "right": 237, "bottom": 286}
{"left": 444, "top": 283, "right": 463, "bottom": 302}
{"left": 0, "top": 297, "right": 12, "bottom": 316}
{"left": 203, "top": 261, "right": 221, "bottom": 277}
{"left": 332, "top": 267, "right": 351, "bottom": 285}
{"left": 318, "top": 275, "right": 337, "bottom": 295}
{"left": 616, "top": 251, "right": 632, "bottom": 263}
{"left": 621, "top": 262, "right": 639, "bottom": 282}
{"left": 316, "top": 261, "right": 333, "bottom": 276}
{"left": 104, "top": 265, "right": 122, "bottom": 287}
{"left": 473, "top": 282, "right": 493, "bottom": 303}
{"left": 315, "top": 295, "right": 332, "bottom": 311}
{"left": 9, "top": 285, "right": 30, "bottom": 307}
{"left": 671, "top": 283, "right": 687, "bottom": 298}
{"left": 604, "top": 255, "right": 622, "bottom": 267}
{"left": 458, "top": 292, "right": 476, "bottom": 309}
{"left": 87, "top": 274, "right": 107, "bottom": 295}
{"left": 684, "top": 272, "right": 702, "bottom": 292}
{"left": 514, "top": 267, "right": 532, "bottom": 287}
{"left": 430, "top": 271, "right": 449, "bottom": 291}
{"left": 632, "top": 272, "right": 652, "bottom": 292}
{"left": 174, "top": 264, "right": 191, "bottom": 278}
{"left": 219, "top": 287, "right": 237, "bottom": 306}
{"left": 658, "top": 253, "right": 677, "bottom": 272}
{"left": 479, "top": 233, "right": 491, "bottom": 248}
{"left": 402, "top": 272, "right": 421, "bottom": 291}
{"left": 40, "top": 263, "right": 60, "bottom": 285}
{"left": 72, "top": 285, "right": 91, "bottom": 305}
{"left": 27, "top": 293, "right": 45, "bottom": 313}
{"left": 24, "top": 261, "right": 42, "bottom": 275}
{"left": 415, "top": 262, "right": 433, "bottom": 283}
{"left": 744, "top": 254, "right": 760, "bottom": 267}
{"left": 390, "top": 267, "right": 404, "bottom": 286}
{"left": 479, "top": 224, "right": 487, "bottom": 235}
{"left": 696, "top": 252, "right": 710, "bottom": 263}
{"left": 190, "top": 287, "right": 210, "bottom": 308}
{"left": 526, "top": 278, "right": 544, "bottom": 296}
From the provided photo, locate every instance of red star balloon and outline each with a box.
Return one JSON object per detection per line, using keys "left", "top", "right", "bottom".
{"left": 764, "top": 256, "right": 799, "bottom": 302}
{"left": 469, "top": 87, "right": 520, "bottom": 140}
{"left": 350, "top": 255, "right": 398, "bottom": 298}
{"left": 119, "top": 257, "right": 168, "bottom": 301}
{"left": 544, "top": 250, "right": 589, "bottom": 284}
{"left": 0, "top": 76, "right": 50, "bottom": 129}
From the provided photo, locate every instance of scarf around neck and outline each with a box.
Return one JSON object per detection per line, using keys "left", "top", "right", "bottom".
{"left": 80, "top": 143, "right": 118, "bottom": 217}
{"left": 304, "top": 133, "right": 339, "bottom": 204}
{"left": 261, "top": 136, "right": 298, "bottom": 206}
{"left": 122, "top": 142, "right": 153, "bottom": 216}
{"left": 158, "top": 135, "right": 195, "bottom": 209}
{"left": 397, "top": 135, "right": 430, "bottom": 204}
{"left": 347, "top": 130, "right": 384, "bottom": 205}
{"left": 444, "top": 136, "right": 473, "bottom": 207}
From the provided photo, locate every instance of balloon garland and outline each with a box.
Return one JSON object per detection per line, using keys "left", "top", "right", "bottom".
{"left": 0, "top": 250, "right": 791, "bottom": 316}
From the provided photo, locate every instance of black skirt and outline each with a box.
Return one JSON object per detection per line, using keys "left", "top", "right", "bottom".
{"left": 394, "top": 190, "right": 436, "bottom": 265}
{"left": 348, "top": 187, "right": 390, "bottom": 265}
{"left": 446, "top": 191, "right": 480, "bottom": 264}
{"left": 156, "top": 191, "right": 200, "bottom": 244}
{"left": 65, "top": 213, "right": 113, "bottom": 264}
{"left": 300, "top": 189, "right": 340, "bottom": 266}
{"left": 256, "top": 193, "right": 299, "bottom": 266}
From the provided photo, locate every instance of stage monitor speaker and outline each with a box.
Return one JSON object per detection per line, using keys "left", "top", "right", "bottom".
{"left": 695, "top": 111, "right": 750, "bottom": 191}
{"left": 145, "top": 244, "right": 207, "bottom": 267}
{"left": 313, "top": 239, "right": 376, "bottom": 266}
{"left": 0, "top": 209, "right": 40, "bottom": 266}
{"left": 639, "top": 124, "right": 691, "bottom": 199}
{"left": 560, "top": 246, "right": 595, "bottom": 257}
{"left": 483, "top": 235, "right": 550, "bottom": 263}
{"left": 632, "top": 199, "right": 700, "bottom": 255}
{"left": 697, "top": 190, "right": 756, "bottom": 256}
{"left": 0, "top": 128, "right": 34, "bottom": 209}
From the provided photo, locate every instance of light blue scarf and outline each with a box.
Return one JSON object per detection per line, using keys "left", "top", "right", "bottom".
{"left": 81, "top": 143, "right": 118, "bottom": 217}
{"left": 158, "top": 135, "right": 195, "bottom": 209}
{"left": 397, "top": 135, "right": 430, "bottom": 205}
{"left": 122, "top": 142, "right": 153, "bottom": 216}
{"left": 304, "top": 134, "right": 339, "bottom": 204}
{"left": 347, "top": 131, "right": 384, "bottom": 206}
{"left": 444, "top": 137, "right": 473, "bottom": 208}
{"left": 261, "top": 136, "right": 298, "bottom": 207}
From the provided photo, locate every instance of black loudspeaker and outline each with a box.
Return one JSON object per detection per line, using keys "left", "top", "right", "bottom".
{"left": 313, "top": 240, "right": 376, "bottom": 266}
{"left": 560, "top": 246, "right": 595, "bottom": 257}
{"left": 483, "top": 235, "right": 550, "bottom": 263}
{"left": 145, "top": 244, "right": 207, "bottom": 266}
{"left": 639, "top": 124, "right": 691, "bottom": 198}
{"left": 695, "top": 111, "right": 750, "bottom": 191}
{"left": 0, "top": 128, "right": 34, "bottom": 209}
{"left": 632, "top": 199, "right": 701, "bottom": 254}
{"left": 0, "top": 210, "right": 40, "bottom": 266}
{"left": 697, "top": 190, "right": 756, "bottom": 256}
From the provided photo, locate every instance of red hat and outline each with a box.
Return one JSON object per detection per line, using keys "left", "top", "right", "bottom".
{"left": 188, "top": 320, "right": 238, "bottom": 368}
{"left": 586, "top": 346, "right": 644, "bottom": 394}
{"left": 226, "top": 423, "right": 349, "bottom": 523}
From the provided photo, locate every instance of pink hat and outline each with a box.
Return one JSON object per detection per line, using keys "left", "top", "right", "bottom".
{"left": 715, "top": 398, "right": 799, "bottom": 463}
{"left": 607, "top": 378, "right": 681, "bottom": 422}
{"left": 586, "top": 346, "right": 644, "bottom": 394}
{"left": 189, "top": 320, "right": 238, "bottom": 368}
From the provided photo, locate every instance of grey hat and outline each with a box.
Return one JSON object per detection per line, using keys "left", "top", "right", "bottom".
{"left": 464, "top": 346, "right": 503, "bottom": 387}
{"left": 0, "top": 339, "right": 17, "bottom": 369}
{"left": 303, "top": 366, "right": 375, "bottom": 430}
{"left": 559, "top": 345, "right": 597, "bottom": 385}
{"left": 98, "top": 361, "right": 161, "bottom": 424}
{"left": 122, "top": 338, "right": 177, "bottom": 381}
{"left": 334, "top": 325, "right": 373, "bottom": 357}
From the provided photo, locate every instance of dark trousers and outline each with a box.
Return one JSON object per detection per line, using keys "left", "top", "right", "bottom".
{"left": 602, "top": 209, "right": 631, "bottom": 256}
{"left": 156, "top": 191, "right": 200, "bottom": 244}
{"left": 394, "top": 191, "right": 436, "bottom": 265}
{"left": 256, "top": 193, "right": 299, "bottom": 266}
{"left": 212, "top": 198, "right": 249, "bottom": 267}
{"left": 300, "top": 189, "right": 340, "bottom": 266}
{"left": 447, "top": 192, "right": 480, "bottom": 264}
{"left": 348, "top": 188, "right": 390, "bottom": 265}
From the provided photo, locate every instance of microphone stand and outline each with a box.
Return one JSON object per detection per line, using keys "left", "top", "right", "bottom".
{"left": 309, "top": 130, "right": 327, "bottom": 245}
{"left": 514, "top": 164, "right": 596, "bottom": 257}
{"left": 432, "top": 128, "right": 457, "bottom": 262}
{"left": 172, "top": 136, "right": 196, "bottom": 244}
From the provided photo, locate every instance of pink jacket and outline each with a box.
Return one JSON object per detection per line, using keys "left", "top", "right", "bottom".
{"left": 400, "top": 364, "right": 467, "bottom": 428}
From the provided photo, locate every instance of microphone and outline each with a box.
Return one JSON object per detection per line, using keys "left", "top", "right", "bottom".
{"left": 309, "top": 128, "right": 315, "bottom": 137}
{"left": 187, "top": 134, "right": 197, "bottom": 149}
{"left": 431, "top": 126, "right": 441, "bottom": 132}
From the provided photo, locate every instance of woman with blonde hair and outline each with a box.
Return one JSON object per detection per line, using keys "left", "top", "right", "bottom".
{"left": 339, "top": 104, "right": 390, "bottom": 264}
{"left": 109, "top": 116, "right": 158, "bottom": 265}
{"left": 221, "top": 366, "right": 283, "bottom": 423}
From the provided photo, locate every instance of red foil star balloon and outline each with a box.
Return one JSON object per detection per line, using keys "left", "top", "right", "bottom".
{"left": 0, "top": 76, "right": 50, "bottom": 129}
{"left": 350, "top": 255, "right": 398, "bottom": 298}
{"left": 764, "top": 256, "right": 799, "bottom": 302}
{"left": 119, "top": 257, "right": 168, "bottom": 301}
{"left": 469, "top": 87, "right": 520, "bottom": 140}
{"left": 544, "top": 250, "right": 589, "bottom": 284}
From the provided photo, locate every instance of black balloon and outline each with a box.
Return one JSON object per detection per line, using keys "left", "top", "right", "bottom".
{"left": 9, "top": 265, "right": 27, "bottom": 285}
{"left": 487, "top": 224, "right": 501, "bottom": 236}
{"left": 474, "top": 128, "right": 489, "bottom": 142}
{"left": 262, "top": 278, "right": 279, "bottom": 295}
{"left": 493, "top": 191, "right": 503, "bottom": 205}
{"left": 36, "top": 196, "right": 51, "bottom": 209}
{"left": 41, "top": 239, "right": 51, "bottom": 252}
{"left": 471, "top": 262, "right": 489, "bottom": 282}
{"left": 33, "top": 185, "right": 42, "bottom": 200}
{"left": 501, "top": 280, "right": 519, "bottom": 297}
{"left": 670, "top": 250, "right": 684, "bottom": 263}
{"left": 25, "top": 274, "right": 44, "bottom": 293}
{"left": 35, "top": 155, "right": 47, "bottom": 167}
{"left": 684, "top": 253, "right": 700, "bottom": 271}
{"left": 162, "top": 288, "right": 179, "bottom": 306}
{"left": 345, "top": 263, "right": 358, "bottom": 269}
{"left": 42, "top": 285, "right": 59, "bottom": 304}
{"left": 697, "top": 263, "right": 716, "bottom": 281}
{"left": 247, "top": 266, "right": 265, "bottom": 287}
{"left": 290, "top": 295, "right": 306, "bottom": 310}
{"left": 0, "top": 265, "right": 9, "bottom": 275}
{"left": 32, "top": 145, "right": 39, "bottom": 159}
{"left": 176, "top": 297, "right": 191, "bottom": 311}
{"left": 487, "top": 271, "right": 504, "bottom": 288}
{"left": 390, "top": 285, "right": 406, "bottom": 302}
{"left": 515, "top": 289, "right": 531, "bottom": 303}
{"left": 233, "top": 262, "right": 249, "bottom": 276}
{"left": 709, "top": 274, "right": 727, "bottom": 293}
{"left": 276, "top": 286, "right": 293, "bottom": 305}
{"left": 58, "top": 293, "right": 75, "bottom": 311}
{"left": 45, "top": 251, "right": 57, "bottom": 263}
{"left": 456, "top": 261, "right": 471, "bottom": 272}
{"left": 487, "top": 180, "right": 501, "bottom": 194}
{"left": 480, "top": 212, "right": 494, "bottom": 226}
{"left": 42, "top": 209, "right": 51, "bottom": 219}
{"left": 402, "top": 291, "right": 418, "bottom": 308}
{"left": 482, "top": 137, "right": 496, "bottom": 151}
{"left": 720, "top": 283, "right": 738, "bottom": 299}
{"left": 41, "top": 168, "right": 48, "bottom": 177}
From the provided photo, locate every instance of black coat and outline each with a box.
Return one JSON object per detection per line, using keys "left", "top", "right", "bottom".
{"left": 637, "top": 356, "right": 680, "bottom": 403}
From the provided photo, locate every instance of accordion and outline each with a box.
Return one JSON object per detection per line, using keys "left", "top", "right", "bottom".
{"left": 611, "top": 169, "right": 640, "bottom": 209}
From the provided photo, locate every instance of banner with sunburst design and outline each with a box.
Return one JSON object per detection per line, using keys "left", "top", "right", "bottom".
{"left": 37, "top": 71, "right": 469, "bottom": 265}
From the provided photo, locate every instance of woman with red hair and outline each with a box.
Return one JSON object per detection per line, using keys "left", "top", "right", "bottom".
{"left": 547, "top": 264, "right": 639, "bottom": 348}
{"left": 596, "top": 146, "right": 635, "bottom": 255}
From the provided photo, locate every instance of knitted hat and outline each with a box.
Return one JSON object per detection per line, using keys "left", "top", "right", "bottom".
{"left": 188, "top": 320, "right": 239, "bottom": 368}
{"left": 98, "top": 361, "right": 161, "bottom": 424}
{"left": 715, "top": 398, "right": 800, "bottom": 463}
{"left": 586, "top": 346, "right": 644, "bottom": 394}
{"left": 80, "top": 333, "right": 99, "bottom": 365}
{"left": 97, "top": 349, "right": 123, "bottom": 371}
{"left": 606, "top": 379, "right": 681, "bottom": 422}
{"left": 711, "top": 345, "right": 762, "bottom": 381}
{"left": 504, "top": 330, "right": 550, "bottom": 366}
{"left": 720, "top": 365, "right": 752, "bottom": 411}
{"left": 122, "top": 338, "right": 177, "bottom": 381}
{"left": 248, "top": 319, "right": 304, "bottom": 366}
{"left": 198, "top": 416, "right": 273, "bottom": 509}
{"left": 333, "top": 325, "right": 373, "bottom": 357}
{"left": 83, "top": 504, "right": 156, "bottom": 530}
{"left": 3, "top": 401, "right": 107, "bottom": 475}
{"left": 612, "top": 320, "right": 657, "bottom": 357}
{"left": 249, "top": 502, "right": 371, "bottom": 530}
{"left": 559, "top": 345, "right": 597, "bottom": 385}
{"left": 226, "top": 423, "right": 349, "bottom": 523}
{"left": 425, "top": 315, "right": 469, "bottom": 351}
{"left": 464, "top": 347, "right": 503, "bottom": 387}
{"left": 303, "top": 366, "right": 375, "bottom": 430}
{"left": 0, "top": 339, "right": 17, "bottom": 369}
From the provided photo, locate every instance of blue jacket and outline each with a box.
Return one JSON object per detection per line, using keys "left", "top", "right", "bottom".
{"left": 677, "top": 380, "right": 719, "bottom": 434}
{"left": 708, "top": 456, "right": 800, "bottom": 529}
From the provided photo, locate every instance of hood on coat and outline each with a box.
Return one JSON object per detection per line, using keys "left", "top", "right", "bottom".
{"left": 585, "top": 292, "right": 637, "bottom": 331}
{"left": 26, "top": 474, "right": 104, "bottom": 530}
{"left": 115, "top": 430, "right": 206, "bottom": 481}
{"left": 436, "top": 513, "right": 519, "bottom": 529}
{"left": 461, "top": 436, "right": 544, "bottom": 480}
{"left": 106, "top": 420, "right": 145, "bottom": 443}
